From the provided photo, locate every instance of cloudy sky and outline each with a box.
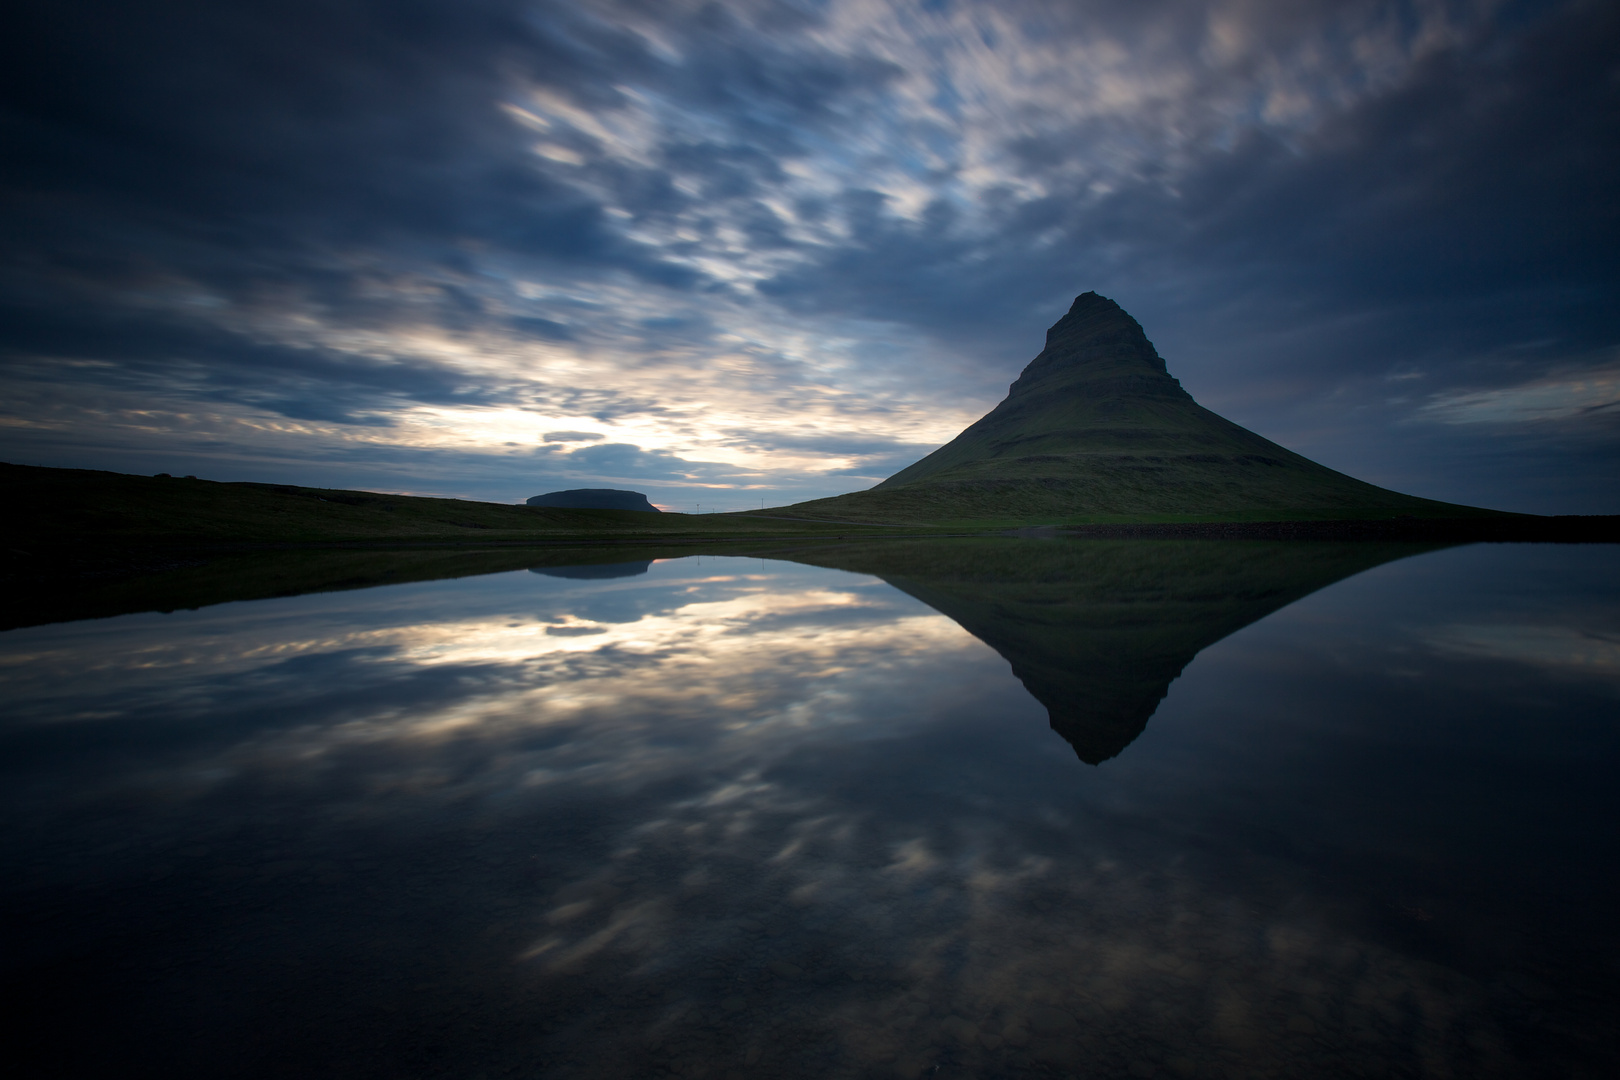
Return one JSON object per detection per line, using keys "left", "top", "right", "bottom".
{"left": 2, "top": 0, "right": 1615, "bottom": 513}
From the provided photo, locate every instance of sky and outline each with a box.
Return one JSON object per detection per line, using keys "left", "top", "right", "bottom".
{"left": 1, "top": 0, "right": 1616, "bottom": 514}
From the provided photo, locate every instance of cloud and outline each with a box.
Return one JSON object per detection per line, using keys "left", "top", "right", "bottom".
{"left": 511, "top": 316, "right": 577, "bottom": 341}
{"left": 562, "top": 441, "right": 696, "bottom": 478}
{"left": 1421, "top": 362, "right": 1620, "bottom": 427}
{"left": 12, "top": 550, "right": 1610, "bottom": 1070}
{"left": 0, "top": 0, "right": 1616, "bottom": 509}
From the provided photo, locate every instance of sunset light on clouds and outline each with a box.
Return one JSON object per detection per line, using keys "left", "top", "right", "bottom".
{"left": 1, "top": 0, "right": 1615, "bottom": 511}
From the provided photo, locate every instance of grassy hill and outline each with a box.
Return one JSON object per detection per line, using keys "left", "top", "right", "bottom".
{"left": 772, "top": 293, "right": 1497, "bottom": 526}
{"left": 0, "top": 461, "right": 911, "bottom": 547}
{"left": 0, "top": 461, "right": 954, "bottom": 627}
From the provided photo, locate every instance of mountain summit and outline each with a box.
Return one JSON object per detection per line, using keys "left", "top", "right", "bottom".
{"left": 791, "top": 292, "right": 1467, "bottom": 522}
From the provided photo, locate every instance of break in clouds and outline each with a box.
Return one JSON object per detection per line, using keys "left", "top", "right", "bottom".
{"left": 1, "top": 0, "right": 1616, "bottom": 511}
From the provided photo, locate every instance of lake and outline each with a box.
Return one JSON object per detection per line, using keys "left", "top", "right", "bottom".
{"left": 2, "top": 540, "right": 1616, "bottom": 1079}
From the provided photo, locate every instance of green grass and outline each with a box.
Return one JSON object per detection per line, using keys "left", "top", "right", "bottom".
{"left": 770, "top": 295, "right": 1508, "bottom": 525}
{"left": 7, "top": 460, "right": 1500, "bottom": 560}
{"left": 0, "top": 297, "right": 1514, "bottom": 546}
{"left": 0, "top": 462, "right": 940, "bottom": 546}
{"left": 750, "top": 495, "right": 1504, "bottom": 530}
{"left": 771, "top": 439, "right": 1503, "bottom": 527}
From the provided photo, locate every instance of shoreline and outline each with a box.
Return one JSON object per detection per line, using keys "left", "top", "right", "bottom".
{"left": 1027, "top": 516, "right": 1620, "bottom": 543}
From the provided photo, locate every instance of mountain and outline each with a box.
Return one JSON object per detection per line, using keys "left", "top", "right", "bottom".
{"left": 786, "top": 292, "right": 1480, "bottom": 524}
{"left": 527, "top": 489, "right": 660, "bottom": 512}
{"left": 786, "top": 538, "right": 1438, "bottom": 763}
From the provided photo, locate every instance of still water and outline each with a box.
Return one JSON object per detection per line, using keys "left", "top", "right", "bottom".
{"left": 2, "top": 540, "right": 1617, "bottom": 1079}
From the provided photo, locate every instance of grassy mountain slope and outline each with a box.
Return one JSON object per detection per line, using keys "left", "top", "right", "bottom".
{"left": 779, "top": 293, "right": 1493, "bottom": 525}
{"left": 0, "top": 462, "right": 904, "bottom": 546}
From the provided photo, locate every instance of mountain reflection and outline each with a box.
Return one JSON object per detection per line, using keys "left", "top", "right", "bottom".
{"left": 6, "top": 541, "right": 1606, "bottom": 1080}
{"left": 782, "top": 540, "right": 1436, "bottom": 763}
{"left": 531, "top": 560, "right": 654, "bottom": 580}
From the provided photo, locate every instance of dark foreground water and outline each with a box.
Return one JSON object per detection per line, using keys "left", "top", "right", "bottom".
{"left": 2, "top": 541, "right": 1617, "bottom": 1079}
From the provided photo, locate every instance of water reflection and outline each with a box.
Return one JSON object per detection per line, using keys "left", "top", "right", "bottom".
{"left": 532, "top": 560, "right": 655, "bottom": 580}
{"left": 1, "top": 542, "right": 1616, "bottom": 1079}
{"left": 786, "top": 540, "right": 1431, "bottom": 763}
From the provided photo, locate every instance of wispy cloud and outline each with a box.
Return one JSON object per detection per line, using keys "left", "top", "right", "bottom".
{"left": 1, "top": 0, "right": 1616, "bottom": 509}
{"left": 1421, "top": 362, "right": 1620, "bottom": 426}
{"left": 1427, "top": 623, "right": 1620, "bottom": 674}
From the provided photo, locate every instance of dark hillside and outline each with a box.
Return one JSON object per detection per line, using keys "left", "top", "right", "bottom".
{"left": 781, "top": 293, "right": 1496, "bottom": 524}
{"left": 0, "top": 462, "right": 888, "bottom": 546}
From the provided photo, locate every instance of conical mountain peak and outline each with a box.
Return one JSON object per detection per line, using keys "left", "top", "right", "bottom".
{"left": 786, "top": 291, "right": 1469, "bottom": 522}
{"left": 1013, "top": 292, "right": 1169, "bottom": 394}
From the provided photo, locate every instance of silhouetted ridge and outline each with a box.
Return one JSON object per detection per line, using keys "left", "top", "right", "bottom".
{"left": 784, "top": 293, "right": 1484, "bottom": 523}
{"left": 527, "top": 489, "right": 658, "bottom": 512}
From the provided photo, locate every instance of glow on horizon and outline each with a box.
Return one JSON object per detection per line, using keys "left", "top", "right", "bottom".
{"left": 2, "top": 0, "right": 1613, "bottom": 512}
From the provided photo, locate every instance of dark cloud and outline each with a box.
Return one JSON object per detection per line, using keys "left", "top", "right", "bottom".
{"left": 2, "top": 1, "right": 677, "bottom": 272}
{"left": 511, "top": 316, "right": 576, "bottom": 341}
{"left": 0, "top": 0, "right": 1615, "bottom": 510}
{"left": 763, "top": 2, "right": 1620, "bottom": 358}
{"left": 0, "top": 294, "right": 506, "bottom": 424}
{"left": 0, "top": 0, "right": 900, "bottom": 427}
{"left": 562, "top": 441, "right": 719, "bottom": 481}
{"left": 746, "top": 2, "right": 1620, "bottom": 508}
{"left": 715, "top": 429, "right": 936, "bottom": 479}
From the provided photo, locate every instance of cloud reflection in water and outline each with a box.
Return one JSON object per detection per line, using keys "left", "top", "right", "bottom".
{"left": 2, "top": 546, "right": 1618, "bottom": 1078}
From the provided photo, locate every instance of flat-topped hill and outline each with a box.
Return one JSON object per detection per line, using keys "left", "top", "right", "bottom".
{"left": 782, "top": 293, "right": 1492, "bottom": 524}
{"left": 528, "top": 489, "right": 659, "bottom": 512}
{"left": 0, "top": 462, "right": 891, "bottom": 547}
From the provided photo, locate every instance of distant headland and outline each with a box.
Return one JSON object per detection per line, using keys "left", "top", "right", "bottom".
{"left": 527, "top": 489, "right": 660, "bottom": 512}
